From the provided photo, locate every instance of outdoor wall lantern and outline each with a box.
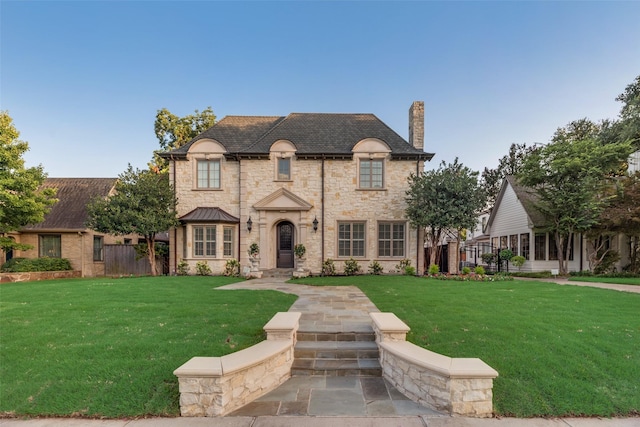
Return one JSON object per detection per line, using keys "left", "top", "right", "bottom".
{"left": 247, "top": 216, "right": 253, "bottom": 232}
{"left": 313, "top": 216, "right": 319, "bottom": 232}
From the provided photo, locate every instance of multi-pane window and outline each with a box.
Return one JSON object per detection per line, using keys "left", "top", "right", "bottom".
{"left": 378, "top": 223, "right": 405, "bottom": 257}
{"left": 500, "top": 236, "right": 508, "bottom": 250}
{"left": 197, "top": 159, "right": 221, "bottom": 189}
{"left": 39, "top": 235, "right": 61, "bottom": 258}
{"left": 520, "top": 233, "right": 530, "bottom": 260}
{"left": 509, "top": 235, "right": 518, "bottom": 254}
{"left": 223, "top": 226, "right": 234, "bottom": 257}
{"left": 359, "top": 159, "right": 384, "bottom": 189}
{"left": 194, "top": 226, "right": 216, "bottom": 257}
{"left": 277, "top": 157, "right": 291, "bottom": 180}
{"left": 93, "top": 236, "right": 104, "bottom": 261}
{"left": 534, "top": 233, "right": 546, "bottom": 261}
{"left": 338, "top": 222, "right": 365, "bottom": 257}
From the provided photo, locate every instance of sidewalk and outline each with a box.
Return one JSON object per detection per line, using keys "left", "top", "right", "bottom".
{"left": 519, "top": 276, "right": 640, "bottom": 294}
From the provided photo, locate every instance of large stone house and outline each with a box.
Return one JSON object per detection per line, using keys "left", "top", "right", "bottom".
{"left": 5, "top": 178, "right": 142, "bottom": 277}
{"left": 160, "top": 102, "right": 433, "bottom": 276}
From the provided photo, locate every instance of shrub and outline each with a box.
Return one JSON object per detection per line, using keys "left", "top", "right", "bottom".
{"left": 322, "top": 259, "right": 336, "bottom": 276}
{"left": 1, "top": 257, "right": 72, "bottom": 272}
{"left": 594, "top": 250, "right": 620, "bottom": 275}
{"left": 247, "top": 243, "right": 259, "bottom": 258}
{"left": 511, "top": 255, "right": 526, "bottom": 271}
{"left": 344, "top": 258, "right": 362, "bottom": 276}
{"left": 195, "top": 261, "right": 212, "bottom": 276}
{"left": 428, "top": 264, "right": 440, "bottom": 275}
{"left": 462, "top": 266, "right": 471, "bottom": 275}
{"left": 368, "top": 260, "right": 383, "bottom": 275}
{"left": 474, "top": 265, "right": 485, "bottom": 275}
{"left": 481, "top": 252, "right": 496, "bottom": 267}
{"left": 396, "top": 259, "right": 414, "bottom": 275}
{"left": 223, "top": 259, "right": 240, "bottom": 277}
{"left": 176, "top": 260, "right": 190, "bottom": 276}
{"left": 294, "top": 244, "right": 306, "bottom": 259}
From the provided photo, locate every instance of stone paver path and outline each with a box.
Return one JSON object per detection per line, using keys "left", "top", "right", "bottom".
{"left": 217, "top": 279, "right": 443, "bottom": 417}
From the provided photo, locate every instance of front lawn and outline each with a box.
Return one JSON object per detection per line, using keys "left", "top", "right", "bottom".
{"left": 294, "top": 275, "right": 640, "bottom": 417}
{"left": 569, "top": 276, "right": 640, "bottom": 286}
{"left": 0, "top": 276, "right": 297, "bottom": 418}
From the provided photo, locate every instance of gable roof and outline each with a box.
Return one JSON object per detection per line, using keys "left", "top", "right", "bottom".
{"left": 161, "top": 112, "right": 434, "bottom": 161}
{"left": 487, "top": 175, "right": 548, "bottom": 229}
{"left": 22, "top": 178, "right": 118, "bottom": 231}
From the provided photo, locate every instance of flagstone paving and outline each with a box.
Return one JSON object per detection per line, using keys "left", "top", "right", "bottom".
{"left": 217, "top": 279, "right": 444, "bottom": 417}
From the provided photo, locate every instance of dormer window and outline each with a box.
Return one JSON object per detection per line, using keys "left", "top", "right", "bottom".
{"left": 359, "top": 159, "right": 384, "bottom": 189}
{"left": 352, "top": 138, "right": 390, "bottom": 190}
{"left": 277, "top": 157, "right": 291, "bottom": 180}
{"left": 197, "top": 159, "right": 220, "bottom": 189}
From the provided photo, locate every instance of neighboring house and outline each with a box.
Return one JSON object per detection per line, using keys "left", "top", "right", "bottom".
{"left": 485, "top": 175, "right": 585, "bottom": 273}
{"left": 7, "top": 178, "right": 142, "bottom": 277}
{"left": 160, "top": 102, "right": 434, "bottom": 276}
{"left": 461, "top": 210, "right": 492, "bottom": 268}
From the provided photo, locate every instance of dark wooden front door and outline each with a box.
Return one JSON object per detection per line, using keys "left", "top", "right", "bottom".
{"left": 277, "top": 222, "right": 294, "bottom": 268}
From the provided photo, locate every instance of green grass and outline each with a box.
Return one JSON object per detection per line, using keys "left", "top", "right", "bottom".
{"left": 293, "top": 275, "right": 640, "bottom": 417}
{"left": 569, "top": 276, "right": 640, "bottom": 286}
{"left": 0, "top": 276, "right": 297, "bottom": 418}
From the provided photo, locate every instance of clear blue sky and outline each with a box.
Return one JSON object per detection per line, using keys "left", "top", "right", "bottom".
{"left": 2, "top": 1, "right": 639, "bottom": 177}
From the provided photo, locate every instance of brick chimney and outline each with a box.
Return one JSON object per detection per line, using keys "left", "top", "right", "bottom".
{"left": 409, "top": 101, "right": 424, "bottom": 151}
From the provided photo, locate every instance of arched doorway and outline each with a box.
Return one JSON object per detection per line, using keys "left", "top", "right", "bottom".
{"left": 276, "top": 221, "right": 294, "bottom": 268}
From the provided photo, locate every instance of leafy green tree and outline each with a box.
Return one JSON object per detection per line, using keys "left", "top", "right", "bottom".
{"left": 518, "top": 130, "right": 633, "bottom": 275}
{"left": 481, "top": 143, "right": 536, "bottom": 210}
{"left": 151, "top": 107, "right": 216, "bottom": 170}
{"left": 86, "top": 165, "right": 179, "bottom": 275}
{"left": 406, "top": 158, "right": 486, "bottom": 269}
{"left": 0, "top": 111, "right": 57, "bottom": 253}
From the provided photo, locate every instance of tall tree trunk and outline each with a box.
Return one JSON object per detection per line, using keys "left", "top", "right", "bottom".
{"left": 555, "top": 232, "right": 567, "bottom": 276}
{"left": 146, "top": 237, "right": 157, "bottom": 276}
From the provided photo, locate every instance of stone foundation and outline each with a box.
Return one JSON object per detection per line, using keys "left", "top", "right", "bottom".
{"left": 370, "top": 312, "right": 498, "bottom": 418}
{"left": 174, "top": 312, "right": 301, "bottom": 416}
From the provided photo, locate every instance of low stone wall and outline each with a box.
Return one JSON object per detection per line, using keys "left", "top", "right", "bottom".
{"left": 0, "top": 270, "right": 81, "bottom": 283}
{"left": 370, "top": 312, "right": 498, "bottom": 418}
{"left": 174, "top": 311, "right": 301, "bottom": 416}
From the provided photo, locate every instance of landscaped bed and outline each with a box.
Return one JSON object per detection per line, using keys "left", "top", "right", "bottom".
{"left": 294, "top": 275, "right": 640, "bottom": 418}
{"left": 0, "top": 276, "right": 297, "bottom": 418}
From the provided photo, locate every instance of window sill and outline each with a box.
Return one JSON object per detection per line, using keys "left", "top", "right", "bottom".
{"left": 356, "top": 188, "right": 387, "bottom": 191}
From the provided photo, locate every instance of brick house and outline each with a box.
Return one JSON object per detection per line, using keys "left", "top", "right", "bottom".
{"left": 5, "top": 178, "right": 142, "bottom": 277}
{"left": 160, "top": 102, "right": 434, "bottom": 276}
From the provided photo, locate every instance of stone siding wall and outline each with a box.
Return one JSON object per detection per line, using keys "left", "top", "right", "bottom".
{"left": 170, "top": 153, "right": 424, "bottom": 275}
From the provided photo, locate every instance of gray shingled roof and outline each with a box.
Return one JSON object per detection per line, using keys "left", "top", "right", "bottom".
{"left": 22, "top": 178, "right": 118, "bottom": 231}
{"left": 161, "top": 113, "right": 433, "bottom": 160}
{"left": 179, "top": 207, "right": 239, "bottom": 223}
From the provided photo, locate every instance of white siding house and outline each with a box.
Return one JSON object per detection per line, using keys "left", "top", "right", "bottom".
{"left": 485, "top": 176, "right": 583, "bottom": 273}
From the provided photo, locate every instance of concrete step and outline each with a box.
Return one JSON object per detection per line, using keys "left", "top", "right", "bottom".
{"left": 293, "top": 331, "right": 381, "bottom": 377}
{"left": 294, "top": 340, "right": 379, "bottom": 360}
{"left": 260, "top": 268, "right": 294, "bottom": 278}
{"left": 296, "top": 332, "right": 376, "bottom": 342}
{"left": 291, "top": 358, "right": 382, "bottom": 377}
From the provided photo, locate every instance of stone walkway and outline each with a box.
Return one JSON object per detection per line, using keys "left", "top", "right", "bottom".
{"left": 217, "top": 279, "right": 444, "bottom": 417}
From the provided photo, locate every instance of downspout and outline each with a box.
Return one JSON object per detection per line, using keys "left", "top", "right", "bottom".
{"left": 238, "top": 155, "right": 242, "bottom": 263}
{"left": 172, "top": 156, "right": 178, "bottom": 275}
{"left": 321, "top": 156, "right": 325, "bottom": 268}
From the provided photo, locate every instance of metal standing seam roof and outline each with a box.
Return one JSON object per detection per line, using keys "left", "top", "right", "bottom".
{"left": 161, "top": 113, "right": 434, "bottom": 160}
{"left": 179, "top": 207, "right": 240, "bottom": 223}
